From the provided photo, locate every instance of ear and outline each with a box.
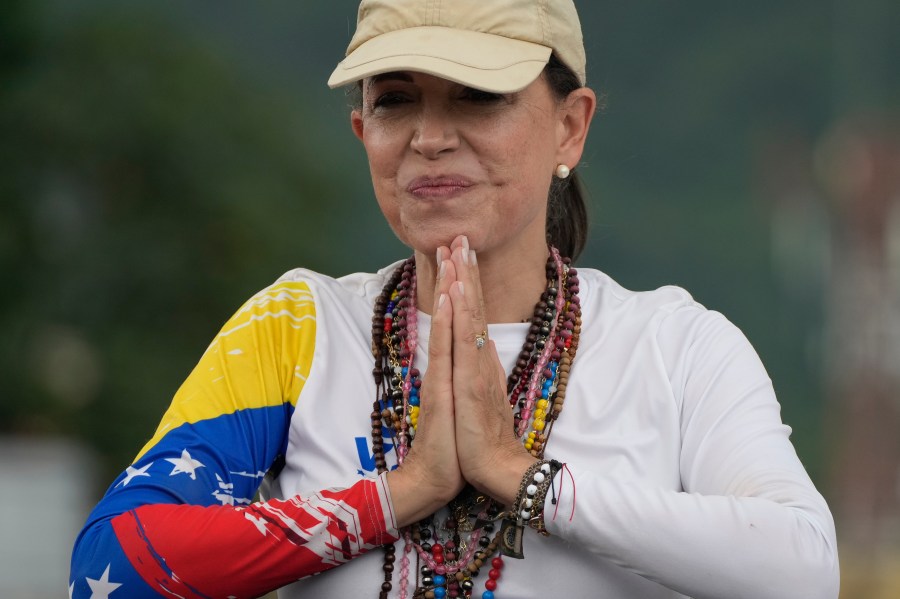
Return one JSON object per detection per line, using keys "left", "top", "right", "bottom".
{"left": 555, "top": 87, "right": 597, "bottom": 169}
{"left": 351, "top": 109, "right": 364, "bottom": 142}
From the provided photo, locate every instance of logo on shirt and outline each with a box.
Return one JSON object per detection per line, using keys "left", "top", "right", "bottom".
{"left": 355, "top": 426, "right": 397, "bottom": 476}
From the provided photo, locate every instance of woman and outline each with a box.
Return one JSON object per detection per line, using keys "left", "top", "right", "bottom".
{"left": 70, "top": 1, "right": 839, "bottom": 598}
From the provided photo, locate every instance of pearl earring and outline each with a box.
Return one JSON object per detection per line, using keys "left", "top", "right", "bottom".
{"left": 555, "top": 164, "right": 571, "bottom": 179}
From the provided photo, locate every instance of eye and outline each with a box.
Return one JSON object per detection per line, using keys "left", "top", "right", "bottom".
{"left": 460, "top": 88, "right": 505, "bottom": 103}
{"left": 371, "top": 91, "right": 412, "bottom": 110}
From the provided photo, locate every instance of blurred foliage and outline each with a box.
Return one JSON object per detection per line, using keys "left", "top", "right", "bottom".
{"left": 0, "top": 0, "right": 402, "bottom": 476}
{"left": 1, "top": 0, "right": 898, "bottom": 496}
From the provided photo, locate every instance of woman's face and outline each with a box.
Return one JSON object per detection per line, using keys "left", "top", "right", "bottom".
{"left": 351, "top": 72, "right": 578, "bottom": 257}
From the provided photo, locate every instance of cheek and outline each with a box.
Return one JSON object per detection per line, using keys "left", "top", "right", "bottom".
{"left": 362, "top": 127, "right": 409, "bottom": 241}
{"left": 361, "top": 115, "right": 410, "bottom": 174}
{"left": 481, "top": 118, "right": 556, "bottom": 230}
{"left": 372, "top": 184, "right": 410, "bottom": 247}
{"left": 363, "top": 129, "right": 402, "bottom": 196}
{"left": 486, "top": 129, "right": 554, "bottom": 196}
{"left": 363, "top": 135, "right": 398, "bottom": 179}
{"left": 481, "top": 110, "right": 555, "bottom": 179}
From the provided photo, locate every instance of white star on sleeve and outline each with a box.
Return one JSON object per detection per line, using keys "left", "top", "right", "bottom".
{"left": 116, "top": 462, "right": 154, "bottom": 487}
{"left": 69, "top": 581, "right": 74, "bottom": 599}
{"left": 86, "top": 564, "right": 122, "bottom": 599}
{"left": 165, "top": 449, "right": 205, "bottom": 480}
{"left": 244, "top": 512, "right": 270, "bottom": 536}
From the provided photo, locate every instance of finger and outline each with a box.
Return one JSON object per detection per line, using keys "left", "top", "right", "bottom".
{"left": 448, "top": 279, "right": 486, "bottom": 378}
{"left": 465, "top": 246, "right": 487, "bottom": 331}
{"left": 434, "top": 246, "right": 455, "bottom": 298}
{"left": 421, "top": 284, "right": 454, "bottom": 430}
{"left": 449, "top": 235, "right": 469, "bottom": 254}
{"left": 427, "top": 253, "right": 456, "bottom": 396}
{"left": 450, "top": 243, "right": 487, "bottom": 339}
{"left": 435, "top": 245, "right": 452, "bottom": 270}
{"left": 427, "top": 289, "right": 453, "bottom": 375}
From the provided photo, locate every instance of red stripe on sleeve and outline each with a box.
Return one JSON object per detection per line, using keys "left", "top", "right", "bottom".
{"left": 112, "top": 477, "right": 398, "bottom": 599}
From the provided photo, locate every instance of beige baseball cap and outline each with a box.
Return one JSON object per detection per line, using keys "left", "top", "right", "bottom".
{"left": 328, "top": 0, "right": 586, "bottom": 93}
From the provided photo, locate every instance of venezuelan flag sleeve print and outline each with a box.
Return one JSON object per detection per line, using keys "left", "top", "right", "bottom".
{"left": 70, "top": 278, "right": 399, "bottom": 599}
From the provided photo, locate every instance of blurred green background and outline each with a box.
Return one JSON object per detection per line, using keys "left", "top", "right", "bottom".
{"left": 1, "top": 0, "right": 898, "bottom": 597}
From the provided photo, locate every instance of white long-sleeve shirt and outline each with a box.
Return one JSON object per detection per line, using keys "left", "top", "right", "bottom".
{"left": 273, "top": 265, "right": 838, "bottom": 598}
{"left": 71, "top": 263, "right": 838, "bottom": 599}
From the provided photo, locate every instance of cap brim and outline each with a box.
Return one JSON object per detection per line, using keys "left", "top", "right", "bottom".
{"left": 328, "top": 26, "right": 551, "bottom": 93}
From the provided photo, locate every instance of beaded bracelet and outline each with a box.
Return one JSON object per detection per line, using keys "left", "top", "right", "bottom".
{"left": 499, "top": 460, "right": 562, "bottom": 558}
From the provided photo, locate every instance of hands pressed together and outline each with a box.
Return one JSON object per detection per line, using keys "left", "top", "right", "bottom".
{"left": 387, "top": 236, "right": 538, "bottom": 527}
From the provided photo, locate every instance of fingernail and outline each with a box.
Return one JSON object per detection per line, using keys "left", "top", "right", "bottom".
{"left": 469, "top": 250, "right": 477, "bottom": 266}
{"left": 438, "top": 293, "right": 447, "bottom": 308}
{"left": 457, "top": 281, "right": 465, "bottom": 295}
{"left": 436, "top": 248, "right": 442, "bottom": 265}
{"left": 462, "top": 236, "right": 470, "bottom": 254}
{"left": 439, "top": 259, "right": 446, "bottom": 278}
{"left": 461, "top": 248, "right": 469, "bottom": 265}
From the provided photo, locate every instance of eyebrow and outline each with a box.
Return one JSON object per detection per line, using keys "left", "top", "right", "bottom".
{"left": 369, "top": 72, "right": 414, "bottom": 84}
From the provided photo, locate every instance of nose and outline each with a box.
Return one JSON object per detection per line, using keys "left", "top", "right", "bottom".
{"left": 410, "top": 103, "right": 459, "bottom": 159}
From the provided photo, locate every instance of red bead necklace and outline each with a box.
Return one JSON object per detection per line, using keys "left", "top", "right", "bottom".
{"left": 370, "top": 248, "right": 581, "bottom": 598}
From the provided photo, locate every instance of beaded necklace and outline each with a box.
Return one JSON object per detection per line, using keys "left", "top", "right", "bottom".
{"left": 370, "top": 247, "right": 582, "bottom": 599}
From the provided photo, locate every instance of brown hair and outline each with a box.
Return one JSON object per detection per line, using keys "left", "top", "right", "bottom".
{"left": 544, "top": 52, "right": 589, "bottom": 261}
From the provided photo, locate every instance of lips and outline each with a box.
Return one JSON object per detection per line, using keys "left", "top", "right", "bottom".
{"left": 406, "top": 175, "right": 474, "bottom": 198}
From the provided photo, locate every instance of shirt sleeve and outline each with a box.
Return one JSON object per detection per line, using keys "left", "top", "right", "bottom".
{"left": 69, "top": 279, "right": 399, "bottom": 599}
{"left": 543, "top": 307, "right": 839, "bottom": 599}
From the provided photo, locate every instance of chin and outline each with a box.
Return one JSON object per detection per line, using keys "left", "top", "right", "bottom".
{"left": 400, "top": 226, "right": 476, "bottom": 255}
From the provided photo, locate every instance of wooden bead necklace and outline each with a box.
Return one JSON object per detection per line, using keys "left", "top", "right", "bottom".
{"left": 370, "top": 247, "right": 582, "bottom": 599}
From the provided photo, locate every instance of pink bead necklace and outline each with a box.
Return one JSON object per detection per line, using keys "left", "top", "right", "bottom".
{"left": 370, "top": 248, "right": 581, "bottom": 599}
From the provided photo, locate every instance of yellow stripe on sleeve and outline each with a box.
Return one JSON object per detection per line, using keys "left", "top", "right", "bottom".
{"left": 134, "top": 280, "right": 316, "bottom": 461}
